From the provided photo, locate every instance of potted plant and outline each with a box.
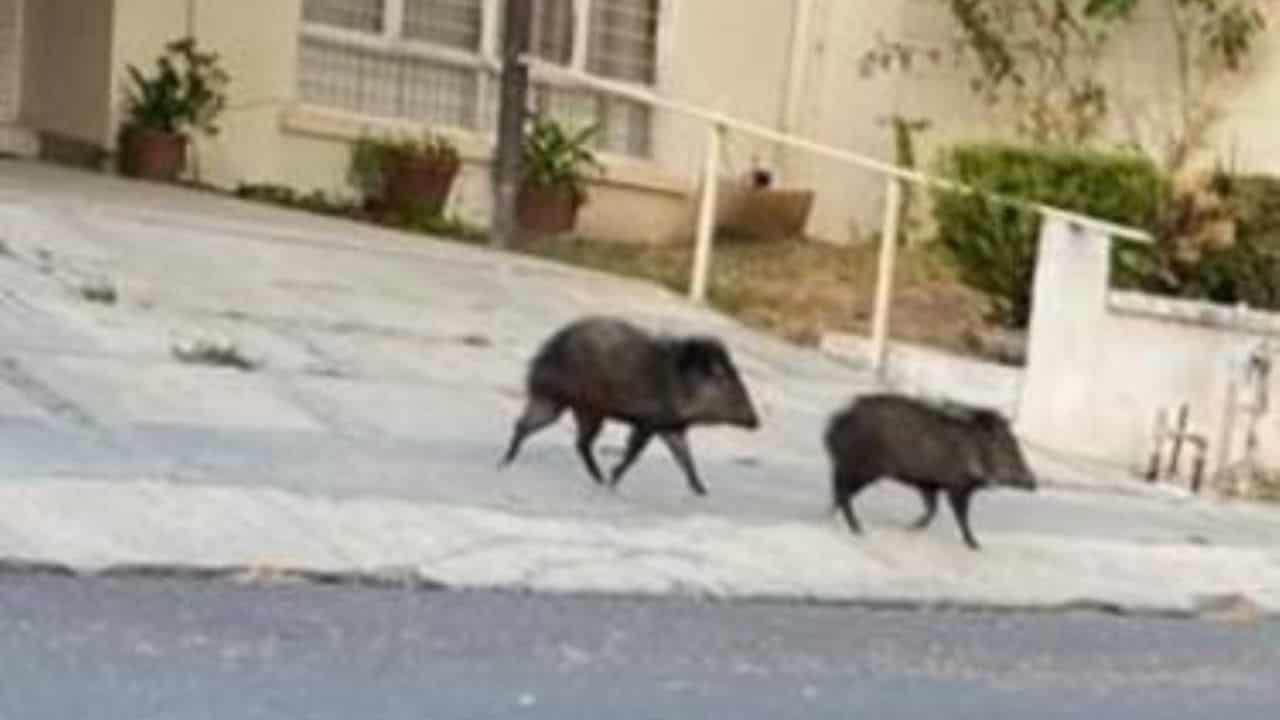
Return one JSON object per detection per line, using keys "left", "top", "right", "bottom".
{"left": 516, "top": 112, "right": 605, "bottom": 234}
{"left": 348, "top": 131, "right": 461, "bottom": 222}
{"left": 118, "top": 36, "right": 229, "bottom": 182}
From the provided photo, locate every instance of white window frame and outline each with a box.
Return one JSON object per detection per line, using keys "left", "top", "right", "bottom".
{"left": 298, "top": 0, "right": 668, "bottom": 151}
{"left": 520, "top": 0, "right": 666, "bottom": 93}
{"left": 299, "top": 1, "right": 500, "bottom": 73}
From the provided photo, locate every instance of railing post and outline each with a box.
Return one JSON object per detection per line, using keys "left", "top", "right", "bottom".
{"left": 689, "top": 122, "right": 725, "bottom": 303}
{"left": 870, "top": 176, "right": 903, "bottom": 375}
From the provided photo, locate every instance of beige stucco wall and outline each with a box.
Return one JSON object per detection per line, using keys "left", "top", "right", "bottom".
{"left": 1202, "top": 29, "right": 1280, "bottom": 175}
{"left": 882, "top": 0, "right": 1280, "bottom": 177}
{"left": 648, "top": 0, "right": 795, "bottom": 177}
{"left": 779, "top": 0, "right": 908, "bottom": 244}
{"left": 20, "top": 0, "right": 115, "bottom": 147}
{"left": 645, "top": 0, "right": 909, "bottom": 245}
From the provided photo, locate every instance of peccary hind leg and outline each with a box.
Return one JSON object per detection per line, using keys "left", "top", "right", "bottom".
{"left": 832, "top": 467, "right": 874, "bottom": 535}
{"left": 659, "top": 430, "right": 707, "bottom": 496}
{"left": 608, "top": 425, "right": 653, "bottom": 489}
{"left": 572, "top": 408, "right": 606, "bottom": 484}
{"left": 500, "top": 396, "right": 564, "bottom": 467}
{"left": 946, "top": 486, "right": 981, "bottom": 550}
{"left": 909, "top": 486, "right": 939, "bottom": 530}
{"left": 835, "top": 496, "right": 861, "bottom": 535}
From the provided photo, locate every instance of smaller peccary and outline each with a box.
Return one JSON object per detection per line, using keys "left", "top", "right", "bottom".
{"left": 824, "top": 393, "right": 1036, "bottom": 550}
{"left": 500, "top": 316, "right": 760, "bottom": 495}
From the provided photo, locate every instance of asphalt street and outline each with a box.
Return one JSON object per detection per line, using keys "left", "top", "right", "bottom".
{"left": 1, "top": 573, "right": 1276, "bottom": 720}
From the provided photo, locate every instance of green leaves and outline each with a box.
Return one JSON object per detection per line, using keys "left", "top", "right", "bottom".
{"left": 931, "top": 142, "right": 1280, "bottom": 323}
{"left": 520, "top": 112, "right": 605, "bottom": 201}
{"left": 122, "top": 36, "right": 230, "bottom": 137}
{"left": 931, "top": 143, "right": 1165, "bottom": 328}
{"left": 1083, "top": 0, "right": 1140, "bottom": 20}
{"left": 1196, "top": 0, "right": 1268, "bottom": 70}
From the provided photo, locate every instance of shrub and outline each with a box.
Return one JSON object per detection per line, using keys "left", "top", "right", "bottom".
{"left": 931, "top": 143, "right": 1165, "bottom": 328}
{"left": 234, "top": 182, "right": 355, "bottom": 216}
{"left": 1164, "top": 174, "right": 1280, "bottom": 310}
{"left": 122, "top": 36, "right": 229, "bottom": 138}
{"left": 521, "top": 112, "right": 604, "bottom": 202}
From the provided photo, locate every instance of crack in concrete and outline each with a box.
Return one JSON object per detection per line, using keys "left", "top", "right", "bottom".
{"left": 0, "top": 356, "right": 100, "bottom": 428}
{"left": 213, "top": 308, "right": 493, "bottom": 347}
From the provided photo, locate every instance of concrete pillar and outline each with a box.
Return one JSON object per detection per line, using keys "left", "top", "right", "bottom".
{"left": 1016, "top": 216, "right": 1112, "bottom": 452}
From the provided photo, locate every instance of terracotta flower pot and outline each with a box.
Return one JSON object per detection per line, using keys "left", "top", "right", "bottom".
{"left": 384, "top": 153, "right": 460, "bottom": 218}
{"left": 118, "top": 126, "right": 187, "bottom": 182}
{"left": 516, "top": 181, "right": 583, "bottom": 235}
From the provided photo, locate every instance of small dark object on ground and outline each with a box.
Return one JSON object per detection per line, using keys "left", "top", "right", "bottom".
{"left": 500, "top": 316, "right": 760, "bottom": 496}
{"left": 459, "top": 333, "right": 492, "bottom": 347}
{"left": 823, "top": 393, "right": 1036, "bottom": 550}
{"left": 79, "top": 281, "right": 119, "bottom": 305}
{"left": 34, "top": 248, "right": 53, "bottom": 272}
{"left": 172, "top": 338, "right": 258, "bottom": 372}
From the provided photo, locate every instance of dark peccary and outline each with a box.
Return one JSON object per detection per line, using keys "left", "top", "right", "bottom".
{"left": 823, "top": 393, "right": 1036, "bottom": 550}
{"left": 500, "top": 316, "right": 760, "bottom": 495}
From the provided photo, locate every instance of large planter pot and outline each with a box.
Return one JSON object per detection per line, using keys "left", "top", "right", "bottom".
{"left": 383, "top": 153, "right": 460, "bottom": 218}
{"left": 118, "top": 126, "right": 187, "bottom": 182}
{"left": 516, "top": 181, "right": 583, "bottom": 235}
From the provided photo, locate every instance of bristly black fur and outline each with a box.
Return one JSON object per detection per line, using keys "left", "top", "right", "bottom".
{"left": 500, "top": 316, "right": 760, "bottom": 496}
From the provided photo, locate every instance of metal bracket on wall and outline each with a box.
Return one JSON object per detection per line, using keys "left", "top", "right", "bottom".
{"left": 1146, "top": 402, "right": 1209, "bottom": 493}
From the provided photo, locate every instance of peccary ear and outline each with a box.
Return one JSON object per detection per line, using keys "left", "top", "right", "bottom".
{"left": 676, "top": 338, "right": 726, "bottom": 377}
{"left": 970, "top": 408, "right": 1008, "bottom": 431}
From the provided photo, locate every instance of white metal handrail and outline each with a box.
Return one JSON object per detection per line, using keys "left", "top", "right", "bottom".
{"left": 518, "top": 54, "right": 1154, "bottom": 373}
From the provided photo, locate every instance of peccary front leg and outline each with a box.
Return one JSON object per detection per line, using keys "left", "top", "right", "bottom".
{"left": 500, "top": 396, "right": 564, "bottom": 467}
{"left": 659, "top": 430, "right": 707, "bottom": 496}
{"left": 571, "top": 408, "right": 606, "bottom": 484}
{"left": 909, "top": 486, "right": 939, "bottom": 531}
{"left": 946, "top": 486, "right": 981, "bottom": 550}
{"left": 608, "top": 425, "right": 653, "bottom": 489}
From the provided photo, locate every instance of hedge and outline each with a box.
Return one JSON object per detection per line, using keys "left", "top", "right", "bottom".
{"left": 930, "top": 143, "right": 1165, "bottom": 328}
{"left": 1166, "top": 174, "right": 1280, "bottom": 310}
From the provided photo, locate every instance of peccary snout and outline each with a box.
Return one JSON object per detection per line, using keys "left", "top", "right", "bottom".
{"left": 499, "top": 316, "right": 760, "bottom": 495}
{"left": 823, "top": 393, "right": 1036, "bottom": 550}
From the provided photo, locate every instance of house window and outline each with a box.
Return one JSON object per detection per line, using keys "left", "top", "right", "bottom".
{"left": 303, "top": 0, "right": 385, "bottom": 33}
{"left": 588, "top": 0, "right": 658, "bottom": 85}
{"left": 403, "top": 0, "right": 483, "bottom": 50}
{"left": 297, "top": 0, "right": 659, "bottom": 157}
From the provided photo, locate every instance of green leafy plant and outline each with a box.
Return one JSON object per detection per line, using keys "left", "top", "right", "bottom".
{"left": 234, "top": 182, "right": 357, "bottom": 217}
{"left": 347, "top": 131, "right": 460, "bottom": 201}
{"left": 931, "top": 142, "right": 1166, "bottom": 328}
{"left": 122, "top": 36, "right": 229, "bottom": 137}
{"left": 521, "top": 112, "right": 605, "bottom": 202}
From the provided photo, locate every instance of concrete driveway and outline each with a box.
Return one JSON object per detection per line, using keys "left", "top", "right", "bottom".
{"left": 0, "top": 161, "right": 1278, "bottom": 614}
